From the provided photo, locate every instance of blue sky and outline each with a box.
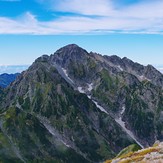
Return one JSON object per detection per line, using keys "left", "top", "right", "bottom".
{"left": 0, "top": 0, "right": 163, "bottom": 73}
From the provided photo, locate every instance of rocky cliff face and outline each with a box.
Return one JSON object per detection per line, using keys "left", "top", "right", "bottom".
{"left": 50, "top": 44, "right": 163, "bottom": 147}
{"left": 0, "top": 44, "right": 163, "bottom": 162}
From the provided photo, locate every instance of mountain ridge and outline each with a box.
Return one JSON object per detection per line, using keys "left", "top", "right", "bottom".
{"left": 0, "top": 44, "right": 163, "bottom": 162}
{"left": 0, "top": 73, "right": 20, "bottom": 88}
{"left": 105, "top": 141, "right": 163, "bottom": 163}
{"left": 49, "top": 44, "right": 163, "bottom": 146}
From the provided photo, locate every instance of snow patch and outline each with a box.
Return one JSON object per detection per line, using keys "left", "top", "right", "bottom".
{"left": 121, "top": 106, "right": 125, "bottom": 115}
{"left": 117, "top": 65, "right": 123, "bottom": 71}
{"left": 78, "top": 87, "right": 85, "bottom": 93}
{"left": 92, "top": 100, "right": 108, "bottom": 114}
{"left": 87, "top": 83, "right": 93, "bottom": 91}
{"left": 115, "top": 107, "right": 144, "bottom": 148}
{"left": 87, "top": 95, "right": 91, "bottom": 99}
{"left": 62, "top": 68, "right": 74, "bottom": 84}
{"left": 76, "top": 86, "right": 144, "bottom": 148}
{"left": 138, "top": 75, "right": 151, "bottom": 82}
{"left": 79, "top": 86, "right": 109, "bottom": 114}
{"left": 78, "top": 83, "right": 93, "bottom": 93}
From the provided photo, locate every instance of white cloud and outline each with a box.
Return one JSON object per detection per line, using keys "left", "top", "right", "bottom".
{"left": 120, "top": 0, "right": 163, "bottom": 19}
{"left": 53, "top": 0, "right": 114, "bottom": 16}
{"left": 0, "top": 12, "right": 66, "bottom": 34}
{"left": 38, "top": 0, "right": 163, "bottom": 18}
{"left": 37, "top": 0, "right": 114, "bottom": 16}
{"left": 1, "top": 0, "right": 163, "bottom": 34}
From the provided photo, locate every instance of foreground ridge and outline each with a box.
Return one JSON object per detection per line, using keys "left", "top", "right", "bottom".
{"left": 105, "top": 141, "right": 163, "bottom": 163}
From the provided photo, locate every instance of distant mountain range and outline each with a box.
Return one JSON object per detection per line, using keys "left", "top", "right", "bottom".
{"left": 0, "top": 73, "right": 20, "bottom": 88}
{"left": 0, "top": 44, "right": 163, "bottom": 162}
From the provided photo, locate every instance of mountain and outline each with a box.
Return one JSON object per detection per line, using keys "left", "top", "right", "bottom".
{"left": 0, "top": 73, "right": 20, "bottom": 88}
{"left": 105, "top": 141, "right": 163, "bottom": 163}
{"left": 0, "top": 44, "right": 163, "bottom": 162}
{"left": 51, "top": 44, "right": 163, "bottom": 146}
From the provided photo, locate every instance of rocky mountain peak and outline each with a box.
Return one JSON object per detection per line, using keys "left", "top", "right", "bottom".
{"left": 50, "top": 44, "right": 89, "bottom": 67}
{"left": 103, "top": 55, "right": 122, "bottom": 66}
{"left": 109, "top": 55, "right": 122, "bottom": 61}
{"left": 54, "top": 44, "right": 88, "bottom": 57}
{"left": 122, "top": 57, "right": 136, "bottom": 67}
{"left": 35, "top": 54, "right": 49, "bottom": 63}
{"left": 60, "top": 43, "right": 81, "bottom": 50}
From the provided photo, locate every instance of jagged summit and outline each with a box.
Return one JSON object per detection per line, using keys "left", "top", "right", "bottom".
{"left": 60, "top": 43, "right": 80, "bottom": 49}
{"left": 35, "top": 54, "right": 49, "bottom": 63}
{"left": 50, "top": 44, "right": 89, "bottom": 69}
{"left": 53, "top": 44, "right": 88, "bottom": 56}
